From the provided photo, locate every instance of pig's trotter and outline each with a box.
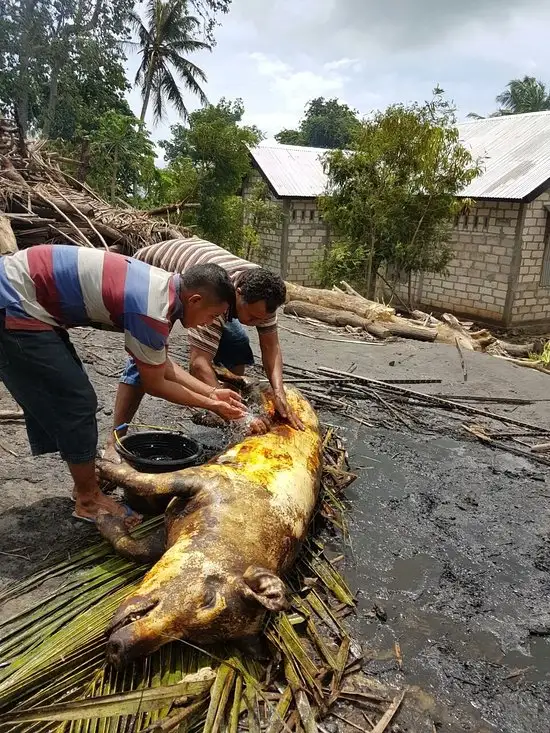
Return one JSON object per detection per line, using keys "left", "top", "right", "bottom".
{"left": 96, "top": 515, "right": 165, "bottom": 564}
{"left": 213, "top": 365, "right": 257, "bottom": 396}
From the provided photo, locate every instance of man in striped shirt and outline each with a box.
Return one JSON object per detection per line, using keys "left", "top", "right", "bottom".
{"left": 107, "top": 238, "right": 303, "bottom": 448}
{"left": 0, "top": 244, "right": 246, "bottom": 526}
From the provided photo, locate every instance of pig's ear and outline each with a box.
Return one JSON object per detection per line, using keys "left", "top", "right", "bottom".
{"left": 240, "top": 566, "right": 289, "bottom": 612}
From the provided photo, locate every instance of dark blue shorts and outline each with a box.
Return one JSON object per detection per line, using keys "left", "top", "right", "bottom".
{"left": 0, "top": 312, "right": 98, "bottom": 464}
{"left": 120, "top": 319, "right": 254, "bottom": 387}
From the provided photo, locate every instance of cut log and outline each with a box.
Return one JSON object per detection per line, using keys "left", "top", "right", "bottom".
{"left": 284, "top": 301, "right": 391, "bottom": 339}
{"left": 385, "top": 317, "right": 438, "bottom": 342}
{"left": 496, "top": 339, "right": 544, "bottom": 359}
{"left": 432, "top": 313, "right": 485, "bottom": 351}
{"left": 0, "top": 215, "right": 17, "bottom": 255}
{"left": 284, "top": 301, "right": 438, "bottom": 342}
{"left": 411, "top": 309, "right": 443, "bottom": 328}
{"left": 340, "top": 280, "right": 366, "bottom": 300}
{"left": 531, "top": 442, "right": 550, "bottom": 454}
{"left": 284, "top": 282, "right": 395, "bottom": 321}
{"left": 0, "top": 409, "right": 24, "bottom": 420}
{"left": 492, "top": 355, "right": 550, "bottom": 375}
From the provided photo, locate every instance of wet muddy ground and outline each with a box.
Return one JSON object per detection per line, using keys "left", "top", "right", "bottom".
{"left": 1, "top": 317, "right": 549, "bottom": 732}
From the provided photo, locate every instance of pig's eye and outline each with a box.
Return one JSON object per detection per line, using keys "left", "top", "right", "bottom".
{"left": 202, "top": 590, "right": 217, "bottom": 609}
{"left": 202, "top": 575, "right": 222, "bottom": 609}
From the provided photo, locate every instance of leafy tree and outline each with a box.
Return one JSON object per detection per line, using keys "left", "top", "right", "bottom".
{"left": 158, "top": 98, "right": 280, "bottom": 257}
{"left": 468, "top": 76, "right": 550, "bottom": 119}
{"left": 241, "top": 181, "right": 284, "bottom": 261}
{"left": 85, "top": 111, "right": 156, "bottom": 203}
{"left": 132, "top": 0, "right": 210, "bottom": 124}
{"left": 274, "top": 128, "right": 305, "bottom": 146}
{"left": 275, "top": 97, "right": 361, "bottom": 149}
{"left": 41, "top": 0, "right": 133, "bottom": 137}
{"left": 143, "top": 156, "right": 199, "bottom": 212}
{"left": 0, "top": 0, "right": 133, "bottom": 138}
{"left": 319, "top": 90, "right": 482, "bottom": 306}
{"left": 160, "top": 98, "right": 263, "bottom": 244}
{"left": 0, "top": 0, "right": 51, "bottom": 134}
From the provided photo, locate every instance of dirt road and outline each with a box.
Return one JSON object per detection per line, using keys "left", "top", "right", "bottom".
{"left": 0, "top": 316, "right": 549, "bottom": 732}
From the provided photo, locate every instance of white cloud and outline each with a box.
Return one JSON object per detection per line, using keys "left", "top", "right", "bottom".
{"left": 124, "top": 0, "right": 550, "bottom": 160}
{"left": 323, "top": 58, "right": 363, "bottom": 73}
{"left": 248, "top": 52, "right": 351, "bottom": 124}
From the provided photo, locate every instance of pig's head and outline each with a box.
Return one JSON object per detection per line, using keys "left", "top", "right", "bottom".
{"left": 105, "top": 561, "right": 288, "bottom": 666}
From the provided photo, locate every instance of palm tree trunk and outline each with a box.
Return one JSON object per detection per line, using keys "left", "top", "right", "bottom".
{"left": 140, "top": 54, "right": 157, "bottom": 122}
{"left": 135, "top": 54, "right": 156, "bottom": 199}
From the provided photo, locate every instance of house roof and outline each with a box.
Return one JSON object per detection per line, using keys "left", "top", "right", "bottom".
{"left": 249, "top": 111, "right": 550, "bottom": 201}
{"left": 249, "top": 143, "right": 331, "bottom": 199}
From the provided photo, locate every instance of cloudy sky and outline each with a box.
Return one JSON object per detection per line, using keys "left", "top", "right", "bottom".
{"left": 126, "top": 0, "right": 550, "bottom": 151}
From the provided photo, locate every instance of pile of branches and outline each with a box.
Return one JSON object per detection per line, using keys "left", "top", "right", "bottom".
{"left": 270, "top": 360, "right": 550, "bottom": 465}
{"left": 0, "top": 118, "right": 190, "bottom": 254}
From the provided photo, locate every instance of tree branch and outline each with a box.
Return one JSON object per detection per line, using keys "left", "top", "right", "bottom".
{"left": 146, "top": 201, "right": 200, "bottom": 216}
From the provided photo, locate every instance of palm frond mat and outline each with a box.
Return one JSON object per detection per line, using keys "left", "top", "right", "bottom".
{"left": 0, "top": 430, "right": 403, "bottom": 733}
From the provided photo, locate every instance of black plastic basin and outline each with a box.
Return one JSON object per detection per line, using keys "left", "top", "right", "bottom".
{"left": 115, "top": 431, "right": 202, "bottom": 473}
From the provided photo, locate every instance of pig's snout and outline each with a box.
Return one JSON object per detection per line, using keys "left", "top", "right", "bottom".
{"left": 106, "top": 631, "right": 130, "bottom": 668}
{"left": 106, "top": 624, "right": 162, "bottom": 667}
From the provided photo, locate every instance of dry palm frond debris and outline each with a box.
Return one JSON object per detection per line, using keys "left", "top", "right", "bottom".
{"left": 0, "top": 118, "right": 191, "bottom": 254}
{"left": 0, "top": 432, "right": 402, "bottom": 733}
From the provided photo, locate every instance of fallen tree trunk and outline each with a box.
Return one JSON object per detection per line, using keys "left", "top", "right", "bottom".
{"left": 432, "top": 313, "right": 486, "bottom": 351}
{"left": 496, "top": 339, "right": 545, "bottom": 358}
{"left": 284, "top": 282, "right": 395, "bottom": 321}
{"left": 284, "top": 301, "right": 438, "bottom": 342}
{"left": 0, "top": 409, "right": 24, "bottom": 420}
{"left": 284, "top": 301, "right": 391, "bottom": 339}
{"left": 385, "top": 317, "right": 438, "bottom": 342}
{"left": 147, "top": 201, "right": 200, "bottom": 217}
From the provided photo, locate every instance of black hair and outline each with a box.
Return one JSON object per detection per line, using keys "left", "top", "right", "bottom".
{"left": 181, "top": 263, "right": 237, "bottom": 318}
{"left": 239, "top": 268, "right": 286, "bottom": 313}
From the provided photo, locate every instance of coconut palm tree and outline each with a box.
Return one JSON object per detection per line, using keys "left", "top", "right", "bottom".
{"left": 132, "top": 0, "right": 210, "bottom": 125}
{"left": 468, "top": 76, "right": 550, "bottom": 120}
{"left": 495, "top": 76, "right": 550, "bottom": 115}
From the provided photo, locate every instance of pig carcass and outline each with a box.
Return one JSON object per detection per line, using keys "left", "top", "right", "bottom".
{"left": 96, "top": 385, "right": 322, "bottom": 666}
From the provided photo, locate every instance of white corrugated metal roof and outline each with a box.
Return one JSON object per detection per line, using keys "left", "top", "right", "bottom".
{"left": 249, "top": 111, "right": 550, "bottom": 201}
{"left": 249, "top": 143, "right": 330, "bottom": 198}
{"left": 459, "top": 112, "right": 550, "bottom": 199}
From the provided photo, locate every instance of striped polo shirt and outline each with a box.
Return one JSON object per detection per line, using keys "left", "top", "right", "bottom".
{"left": 0, "top": 244, "right": 181, "bottom": 367}
{"left": 134, "top": 238, "right": 278, "bottom": 356}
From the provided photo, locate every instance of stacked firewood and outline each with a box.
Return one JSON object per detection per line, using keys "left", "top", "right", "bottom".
{"left": 0, "top": 117, "right": 191, "bottom": 254}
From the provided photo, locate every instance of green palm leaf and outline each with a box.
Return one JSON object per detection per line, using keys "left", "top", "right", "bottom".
{"left": 0, "top": 432, "right": 391, "bottom": 733}
{"left": 132, "top": 0, "right": 210, "bottom": 123}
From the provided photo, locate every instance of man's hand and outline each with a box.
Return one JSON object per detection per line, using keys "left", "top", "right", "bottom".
{"left": 209, "top": 388, "right": 247, "bottom": 421}
{"left": 247, "top": 415, "right": 271, "bottom": 435}
{"left": 274, "top": 389, "right": 305, "bottom": 431}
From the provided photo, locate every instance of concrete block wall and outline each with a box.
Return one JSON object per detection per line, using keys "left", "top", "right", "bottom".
{"left": 285, "top": 201, "right": 327, "bottom": 286}
{"left": 416, "top": 203, "right": 518, "bottom": 322}
{"left": 510, "top": 191, "right": 550, "bottom": 325}
{"left": 242, "top": 171, "right": 283, "bottom": 274}
{"left": 258, "top": 224, "right": 283, "bottom": 273}
{"left": 387, "top": 203, "right": 518, "bottom": 322}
